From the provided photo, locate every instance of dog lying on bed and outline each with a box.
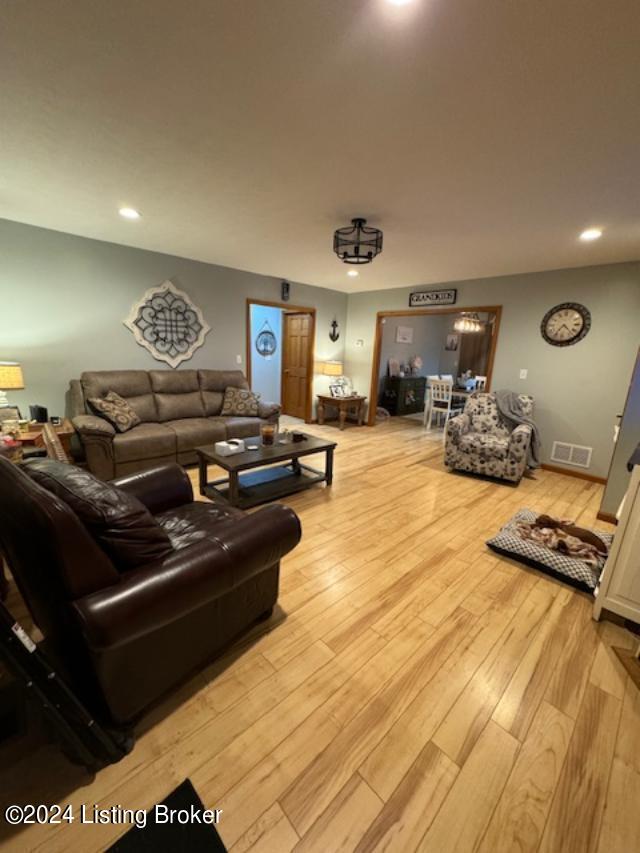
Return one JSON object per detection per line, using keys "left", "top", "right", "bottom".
{"left": 515, "top": 513, "right": 609, "bottom": 569}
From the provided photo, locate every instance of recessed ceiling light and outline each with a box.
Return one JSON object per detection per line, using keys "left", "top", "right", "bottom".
{"left": 579, "top": 228, "right": 602, "bottom": 242}
{"left": 119, "top": 207, "right": 141, "bottom": 220}
{"left": 347, "top": 270, "right": 359, "bottom": 277}
{"left": 388, "top": 0, "right": 414, "bottom": 5}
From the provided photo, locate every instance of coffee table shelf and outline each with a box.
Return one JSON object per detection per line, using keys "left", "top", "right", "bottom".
{"left": 196, "top": 434, "right": 336, "bottom": 509}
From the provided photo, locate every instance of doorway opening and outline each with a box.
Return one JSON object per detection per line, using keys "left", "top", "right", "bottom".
{"left": 369, "top": 305, "right": 502, "bottom": 426}
{"left": 246, "top": 299, "right": 316, "bottom": 423}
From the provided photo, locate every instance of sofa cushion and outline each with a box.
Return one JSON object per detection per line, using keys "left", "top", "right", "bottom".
{"left": 165, "top": 418, "right": 227, "bottom": 452}
{"left": 23, "top": 459, "right": 173, "bottom": 571}
{"left": 149, "top": 370, "right": 199, "bottom": 394}
{"left": 224, "top": 417, "right": 264, "bottom": 440}
{"left": 459, "top": 433, "right": 509, "bottom": 460}
{"left": 201, "top": 390, "right": 224, "bottom": 416}
{"left": 88, "top": 391, "right": 141, "bottom": 433}
{"left": 157, "top": 502, "right": 242, "bottom": 551}
{"left": 155, "top": 391, "right": 206, "bottom": 422}
{"left": 198, "top": 370, "right": 248, "bottom": 416}
{"left": 221, "top": 387, "right": 260, "bottom": 417}
{"left": 113, "top": 423, "right": 177, "bottom": 463}
{"left": 149, "top": 367, "right": 206, "bottom": 421}
{"left": 81, "top": 371, "right": 158, "bottom": 423}
{"left": 198, "top": 369, "right": 249, "bottom": 393}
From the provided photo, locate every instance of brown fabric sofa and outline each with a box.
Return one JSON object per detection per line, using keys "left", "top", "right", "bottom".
{"left": 69, "top": 369, "right": 280, "bottom": 480}
{"left": 0, "top": 456, "right": 300, "bottom": 725}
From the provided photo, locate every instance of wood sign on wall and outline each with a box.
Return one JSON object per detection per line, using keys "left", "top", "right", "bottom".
{"left": 409, "top": 288, "right": 457, "bottom": 307}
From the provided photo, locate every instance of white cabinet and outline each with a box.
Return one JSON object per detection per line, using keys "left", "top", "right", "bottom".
{"left": 594, "top": 462, "right": 640, "bottom": 624}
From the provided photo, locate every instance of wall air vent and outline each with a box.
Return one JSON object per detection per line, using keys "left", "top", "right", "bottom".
{"left": 550, "top": 441, "right": 593, "bottom": 469}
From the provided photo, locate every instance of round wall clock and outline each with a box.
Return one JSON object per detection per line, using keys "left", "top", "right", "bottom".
{"left": 540, "top": 302, "right": 591, "bottom": 347}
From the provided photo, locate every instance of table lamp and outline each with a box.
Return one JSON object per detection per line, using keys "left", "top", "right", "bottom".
{"left": 318, "top": 360, "right": 351, "bottom": 393}
{"left": 0, "top": 362, "right": 24, "bottom": 407}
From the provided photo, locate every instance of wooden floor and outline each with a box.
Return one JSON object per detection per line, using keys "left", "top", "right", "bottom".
{"left": 1, "top": 417, "right": 638, "bottom": 853}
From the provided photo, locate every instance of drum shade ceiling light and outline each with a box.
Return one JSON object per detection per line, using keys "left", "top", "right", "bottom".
{"left": 333, "top": 218, "right": 383, "bottom": 264}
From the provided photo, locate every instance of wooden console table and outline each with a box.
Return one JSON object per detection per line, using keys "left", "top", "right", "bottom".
{"left": 316, "top": 395, "right": 367, "bottom": 430}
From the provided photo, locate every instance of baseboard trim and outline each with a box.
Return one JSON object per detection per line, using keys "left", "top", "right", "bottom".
{"left": 540, "top": 463, "right": 606, "bottom": 485}
{"left": 596, "top": 510, "right": 618, "bottom": 525}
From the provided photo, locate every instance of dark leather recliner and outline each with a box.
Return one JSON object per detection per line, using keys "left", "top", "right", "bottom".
{"left": 0, "top": 457, "right": 301, "bottom": 725}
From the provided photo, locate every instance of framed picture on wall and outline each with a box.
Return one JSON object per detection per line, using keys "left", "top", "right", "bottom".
{"left": 445, "top": 334, "right": 459, "bottom": 351}
{"left": 395, "top": 325, "right": 414, "bottom": 344}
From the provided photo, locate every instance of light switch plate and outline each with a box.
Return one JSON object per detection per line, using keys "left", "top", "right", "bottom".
{"left": 236, "top": 354, "right": 242, "bottom": 364}
{"left": 519, "top": 368, "right": 528, "bottom": 379}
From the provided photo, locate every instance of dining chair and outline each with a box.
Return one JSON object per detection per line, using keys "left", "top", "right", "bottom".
{"left": 424, "top": 379, "right": 453, "bottom": 431}
{"left": 423, "top": 375, "right": 441, "bottom": 423}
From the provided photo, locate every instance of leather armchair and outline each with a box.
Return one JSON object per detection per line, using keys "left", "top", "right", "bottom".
{"left": 445, "top": 392, "right": 534, "bottom": 483}
{"left": 0, "top": 458, "right": 301, "bottom": 725}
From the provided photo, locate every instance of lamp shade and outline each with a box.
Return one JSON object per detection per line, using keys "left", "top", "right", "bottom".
{"left": 321, "top": 360, "right": 343, "bottom": 376}
{"left": 0, "top": 362, "right": 24, "bottom": 390}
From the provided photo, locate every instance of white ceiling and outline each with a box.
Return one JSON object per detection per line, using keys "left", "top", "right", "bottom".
{"left": 1, "top": 0, "right": 639, "bottom": 293}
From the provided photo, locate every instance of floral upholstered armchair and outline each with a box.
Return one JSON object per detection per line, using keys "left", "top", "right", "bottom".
{"left": 445, "top": 392, "right": 534, "bottom": 483}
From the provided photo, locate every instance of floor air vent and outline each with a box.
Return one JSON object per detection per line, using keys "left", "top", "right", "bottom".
{"left": 550, "top": 441, "right": 593, "bottom": 469}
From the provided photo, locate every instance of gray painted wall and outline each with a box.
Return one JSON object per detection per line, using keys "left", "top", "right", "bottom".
{"left": 345, "top": 263, "right": 640, "bottom": 478}
{"left": 0, "top": 219, "right": 347, "bottom": 417}
{"left": 1, "top": 218, "right": 638, "bottom": 481}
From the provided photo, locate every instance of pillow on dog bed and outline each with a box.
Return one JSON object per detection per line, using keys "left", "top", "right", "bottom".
{"left": 486, "top": 508, "right": 614, "bottom": 591}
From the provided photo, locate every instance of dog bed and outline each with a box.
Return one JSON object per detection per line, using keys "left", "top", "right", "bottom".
{"left": 486, "top": 508, "right": 614, "bottom": 591}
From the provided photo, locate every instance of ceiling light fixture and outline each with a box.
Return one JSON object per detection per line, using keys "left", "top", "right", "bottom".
{"left": 119, "top": 207, "right": 141, "bottom": 220}
{"left": 579, "top": 228, "right": 602, "bottom": 242}
{"left": 454, "top": 313, "right": 483, "bottom": 334}
{"left": 333, "top": 218, "right": 383, "bottom": 265}
{"left": 347, "top": 270, "right": 359, "bottom": 277}
{"left": 388, "top": 0, "right": 414, "bottom": 5}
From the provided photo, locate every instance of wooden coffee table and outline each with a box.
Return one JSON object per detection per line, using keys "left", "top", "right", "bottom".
{"left": 196, "top": 434, "right": 337, "bottom": 509}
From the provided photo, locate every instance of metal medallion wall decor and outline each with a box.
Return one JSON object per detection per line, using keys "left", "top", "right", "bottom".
{"left": 255, "top": 320, "right": 277, "bottom": 358}
{"left": 124, "top": 281, "right": 210, "bottom": 368}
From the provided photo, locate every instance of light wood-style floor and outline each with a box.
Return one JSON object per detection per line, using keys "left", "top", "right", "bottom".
{"left": 1, "top": 417, "right": 639, "bottom": 853}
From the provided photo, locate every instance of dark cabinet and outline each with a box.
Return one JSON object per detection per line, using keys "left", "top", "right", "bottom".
{"left": 380, "top": 376, "right": 426, "bottom": 416}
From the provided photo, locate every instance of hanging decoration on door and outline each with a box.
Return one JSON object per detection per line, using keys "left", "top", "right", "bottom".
{"left": 255, "top": 320, "right": 277, "bottom": 359}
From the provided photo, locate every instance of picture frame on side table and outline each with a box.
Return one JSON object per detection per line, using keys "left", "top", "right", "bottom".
{"left": 329, "top": 384, "right": 347, "bottom": 398}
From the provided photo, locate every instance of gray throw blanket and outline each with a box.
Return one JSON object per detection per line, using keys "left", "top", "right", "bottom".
{"left": 495, "top": 389, "right": 541, "bottom": 468}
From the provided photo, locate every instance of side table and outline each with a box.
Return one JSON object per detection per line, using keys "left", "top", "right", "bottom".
{"left": 316, "top": 395, "right": 367, "bottom": 430}
{"left": 20, "top": 419, "right": 75, "bottom": 458}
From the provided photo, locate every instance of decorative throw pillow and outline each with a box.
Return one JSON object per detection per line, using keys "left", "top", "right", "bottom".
{"left": 221, "top": 387, "right": 260, "bottom": 417}
{"left": 486, "top": 508, "right": 614, "bottom": 591}
{"left": 24, "top": 459, "right": 173, "bottom": 571}
{"left": 88, "top": 391, "right": 141, "bottom": 433}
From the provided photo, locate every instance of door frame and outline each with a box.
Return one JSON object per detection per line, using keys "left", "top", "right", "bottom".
{"left": 368, "top": 304, "right": 503, "bottom": 426}
{"left": 246, "top": 298, "right": 316, "bottom": 423}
